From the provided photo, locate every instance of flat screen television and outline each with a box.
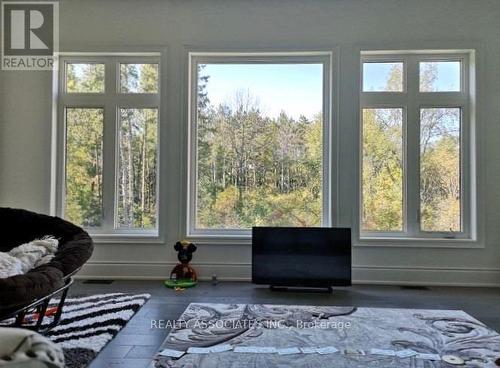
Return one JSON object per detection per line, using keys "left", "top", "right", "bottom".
{"left": 252, "top": 227, "right": 351, "bottom": 288}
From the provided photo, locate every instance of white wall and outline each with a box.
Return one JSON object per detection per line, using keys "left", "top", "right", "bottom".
{"left": 1, "top": 0, "right": 499, "bottom": 286}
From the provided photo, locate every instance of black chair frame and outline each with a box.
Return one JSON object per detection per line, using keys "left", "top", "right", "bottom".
{"left": 0, "top": 269, "right": 79, "bottom": 334}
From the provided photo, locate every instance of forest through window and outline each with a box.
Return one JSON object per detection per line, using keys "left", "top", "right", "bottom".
{"left": 194, "top": 62, "right": 326, "bottom": 230}
{"left": 59, "top": 52, "right": 471, "bottom": 240}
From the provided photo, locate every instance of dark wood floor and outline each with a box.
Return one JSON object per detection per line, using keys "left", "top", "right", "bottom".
{"left": 68, "top": 280, "right": 500, "bottom": 368}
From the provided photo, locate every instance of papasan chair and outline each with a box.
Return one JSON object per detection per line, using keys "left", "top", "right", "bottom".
{"left": 0, "top": 207, "right": 93, "bottom": 333}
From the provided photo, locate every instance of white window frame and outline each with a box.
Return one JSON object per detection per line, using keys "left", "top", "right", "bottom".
{"left": 359, "top": 50, "right": 476, "bottom": 242}
{"left": 187, "top": 51, "right": 334, "bottom": 238}
{"left": 55, "top": 53, "right": 162, "bottom": 240}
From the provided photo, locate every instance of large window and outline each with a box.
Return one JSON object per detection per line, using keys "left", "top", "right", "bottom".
{"left": 360, "top": 51, "right": 474, "bottom": 239}
{"left": 57, "top": 55, "right": 160, "bottom": 236}
{"left": 188, "top": 53, "right": 332, "bottom": 236}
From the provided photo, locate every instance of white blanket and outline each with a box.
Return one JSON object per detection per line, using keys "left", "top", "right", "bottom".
{"left": 0, "top": 236, "right": 59, "bottom": 279}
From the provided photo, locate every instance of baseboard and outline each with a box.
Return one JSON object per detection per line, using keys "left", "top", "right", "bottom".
{"left": 353, "top": 265, "right": 500, "bottom": 287}
{"left": 75, "top": 262, "right": 500, "bottom": 287}
{"left": 77, "top": 261, "right": 251, "bottom": 281}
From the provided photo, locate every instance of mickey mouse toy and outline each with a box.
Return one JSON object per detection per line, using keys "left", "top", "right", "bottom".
{"left": 164, "top": 240, "right": 198, "bottom": 289}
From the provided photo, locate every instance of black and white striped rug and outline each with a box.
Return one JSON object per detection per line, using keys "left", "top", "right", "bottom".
{"left": 47, "top": 292, "right": 150, "bottom": 368}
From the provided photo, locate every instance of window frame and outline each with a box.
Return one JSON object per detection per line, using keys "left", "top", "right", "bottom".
{"left": 186, "top": 51, "right": 334, "bottom": 238}
{"left": 359, "top": 51, "right": 474, "bottom": 241}
{"left": 55, "top": 54, "right": 162, "bottom": 240}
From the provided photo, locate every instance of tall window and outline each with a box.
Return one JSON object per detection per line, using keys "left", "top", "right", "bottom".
{"left": 58, "top": 56, "right": 160, "bottom": 235}
{"left": 188, "top": 53, "right": 332, "bottom": 236}
{"left": 360, "top": 51, "right": 474, "bottom": 239}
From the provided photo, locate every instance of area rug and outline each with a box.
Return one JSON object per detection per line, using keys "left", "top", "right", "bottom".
{"left": 47, "top": 292, "right": 150, "bottom": 368}
{"left": 155, "top": 303, "right": 500, "bottom": 367}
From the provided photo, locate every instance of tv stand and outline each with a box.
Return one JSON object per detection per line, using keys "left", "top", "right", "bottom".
{"left": 269, "top": 285, "right": 333, "bottom": 294}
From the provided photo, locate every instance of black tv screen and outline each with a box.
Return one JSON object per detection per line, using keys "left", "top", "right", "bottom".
{"left": 252, "top": 227, "right": 351, "bottom": 287}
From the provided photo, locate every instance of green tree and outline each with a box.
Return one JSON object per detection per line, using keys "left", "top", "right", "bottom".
{"left": 362, "top": 108, "right": 403, "bottom": 231}
{"left": 65, "top": 108, "right": 103, "bottom": 227}
{"left": 195, "top": 70, "right": 324, "bottom": 229}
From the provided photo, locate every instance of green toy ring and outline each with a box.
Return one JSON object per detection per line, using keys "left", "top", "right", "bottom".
{"left": 164, "top": 278, "right": 198, "bottom": 289}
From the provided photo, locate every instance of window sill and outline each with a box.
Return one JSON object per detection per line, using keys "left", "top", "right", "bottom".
{"left": 89, "top": 232, "right": 163, "bottom": 244}
{"left": 355, "top": 236, "right": 483, "bottom": 249}
{"left": 186, "top": 234, "right": 483, "bottom": 249}
{"left": 186, "top": 234, "right": 251, "bottom": 246}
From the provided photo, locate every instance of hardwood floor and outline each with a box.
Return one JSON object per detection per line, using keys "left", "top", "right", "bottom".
{"left": 67, "top": 280, "right": 500, "bottom": 368}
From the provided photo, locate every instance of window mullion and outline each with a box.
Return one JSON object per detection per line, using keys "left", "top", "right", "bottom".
{"left": 112, "top": 96, "right": 160, "bottom": 108}
{"left": 322, "top": 57, "right": 332, "bottom": 227}
{"left": 360, "top": 93, "right": 408, "bottom": 107}
{"left": 405, "top": 56, "right": 420, "bottom": 237}
{"left": 101, "top": 60, "right": 118, "bottom": 232}
{"left": 461, "top": 54, "right": 471, "bottom": 238}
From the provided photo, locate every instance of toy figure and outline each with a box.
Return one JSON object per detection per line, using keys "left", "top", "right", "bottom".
{"left": 165, "top": 240, "right": 198, "bottom": 289}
